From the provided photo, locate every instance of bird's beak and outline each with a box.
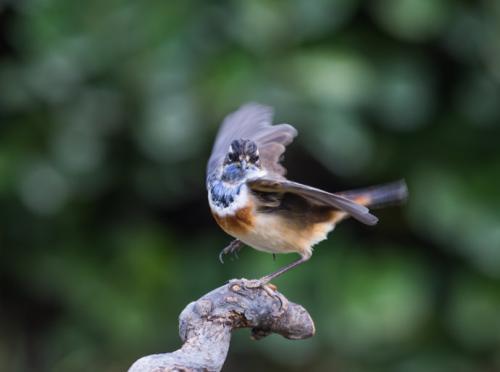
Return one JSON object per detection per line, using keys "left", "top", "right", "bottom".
{"left": 240, "top": 159, "right": 247, "bottom": 170}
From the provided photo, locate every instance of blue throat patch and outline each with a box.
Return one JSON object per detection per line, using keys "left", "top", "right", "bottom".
{"left": 220, "top": 163, "right": 245, "bottom": 183}
{"left": 207, "top": 173, "right": 244, "bottom": 209}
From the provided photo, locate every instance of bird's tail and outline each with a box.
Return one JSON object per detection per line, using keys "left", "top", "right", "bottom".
{"left": 337, "top": 180, "right": 408, "bottom": 209}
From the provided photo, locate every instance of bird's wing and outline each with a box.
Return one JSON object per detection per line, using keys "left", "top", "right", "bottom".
{"left": 207, "top": 103, "right": 298, "bottom": 178}
{"left": 247, "top": 177, "right": 379, "bottom": 225}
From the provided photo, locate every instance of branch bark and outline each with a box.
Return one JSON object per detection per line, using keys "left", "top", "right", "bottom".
{"left": 128, "top": 278, "right": 315, "bottom": 372}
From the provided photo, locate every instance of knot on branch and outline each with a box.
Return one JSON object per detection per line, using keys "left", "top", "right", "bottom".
{"left": 128, "top": 278, "right": 315, "bottom": 372}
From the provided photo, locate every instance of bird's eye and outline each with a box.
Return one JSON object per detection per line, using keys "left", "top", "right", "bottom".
{"left": 227, "top": 152, "right": 238, "bottom": 163}
{"left": 249, "top": 154, "right": 259, "bottom": 163}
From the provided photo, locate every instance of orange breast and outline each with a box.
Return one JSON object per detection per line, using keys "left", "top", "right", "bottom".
{"left": 212, "top": 205, "right": 255, "bottom": 236}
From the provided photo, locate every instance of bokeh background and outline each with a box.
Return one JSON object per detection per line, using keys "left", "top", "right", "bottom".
{"left": 1, "top": 0, "right": 500, "bottom": 371}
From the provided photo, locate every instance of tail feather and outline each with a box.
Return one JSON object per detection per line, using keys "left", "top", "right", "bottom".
{"left": 337, "top": 180, "right": 408, "bottom": 209}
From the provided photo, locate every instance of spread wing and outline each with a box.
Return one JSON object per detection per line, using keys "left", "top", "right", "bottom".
{"left": 247, "top": 177, "right": 379, "bottom": 226}
{"left": 207, "top": 103, "right": 298, "bottom": 178}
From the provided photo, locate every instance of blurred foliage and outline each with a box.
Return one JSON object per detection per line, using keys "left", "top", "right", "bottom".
{"left": 1, "top": 0, "right": 500, "bottom": 371}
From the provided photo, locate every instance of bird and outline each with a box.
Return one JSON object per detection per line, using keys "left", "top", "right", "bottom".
{"left": 206, "top": 103, "right": 408, "bottom": 283}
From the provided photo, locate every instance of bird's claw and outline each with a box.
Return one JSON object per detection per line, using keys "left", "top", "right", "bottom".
{"left": 219, "top": 240, "right": 243, "bottom": 264}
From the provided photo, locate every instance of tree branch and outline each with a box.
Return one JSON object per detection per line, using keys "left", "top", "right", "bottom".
{"left": 128, "top": 278, "right": 315, "bottom": 372}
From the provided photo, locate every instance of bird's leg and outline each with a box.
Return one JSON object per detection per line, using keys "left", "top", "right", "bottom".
{"left": 259, "top": 255, "right": 311, "bottom": 283}
{"left": 219, "top": 239, "right": 244, "bottom": 263}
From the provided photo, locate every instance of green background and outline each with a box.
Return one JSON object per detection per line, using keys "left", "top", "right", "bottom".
{"left": 1, "top": 0, "right": 500, "bottom": 371}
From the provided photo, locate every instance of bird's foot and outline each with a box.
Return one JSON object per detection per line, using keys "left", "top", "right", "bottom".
{"left": 231, "top": 278, "right": 279, "bottom": 299}
{"left": 219, "top": 239, "right": 244, "bottom": 264}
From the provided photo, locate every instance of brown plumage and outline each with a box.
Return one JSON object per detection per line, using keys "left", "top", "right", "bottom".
{"left": 212, "top": 205, "right": 255, "bottom": 236}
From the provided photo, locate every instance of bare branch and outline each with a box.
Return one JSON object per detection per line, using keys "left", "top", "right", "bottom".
{"left": 128, "top": 278, "right": 315, "bottom": 372}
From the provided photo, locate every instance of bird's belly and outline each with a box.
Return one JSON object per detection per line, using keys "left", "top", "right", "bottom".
{"left": 238, "top": 212, "right": 338, "bottom": 257}
{"left": 212, "top": 197, "right": 343, "bottom": 257}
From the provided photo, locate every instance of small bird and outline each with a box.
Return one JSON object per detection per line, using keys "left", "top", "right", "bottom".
{"left": 207, "top": 103, "right": 408, "bottom": 282}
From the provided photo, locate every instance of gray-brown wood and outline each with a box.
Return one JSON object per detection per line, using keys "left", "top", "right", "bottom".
{"left": 128, "top": 278, "right": 315, "bottom": 372}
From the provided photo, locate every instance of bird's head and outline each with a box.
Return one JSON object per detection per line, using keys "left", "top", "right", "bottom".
{"left": 221, "top": 139, "right": 261, "bottom": 183}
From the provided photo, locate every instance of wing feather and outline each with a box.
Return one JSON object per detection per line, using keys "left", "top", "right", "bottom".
{"left": 207, "top": 103, "right": 297, "bottom": 177}
{"left": 247, "top": 177, "right": 379, "bottom": 226}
